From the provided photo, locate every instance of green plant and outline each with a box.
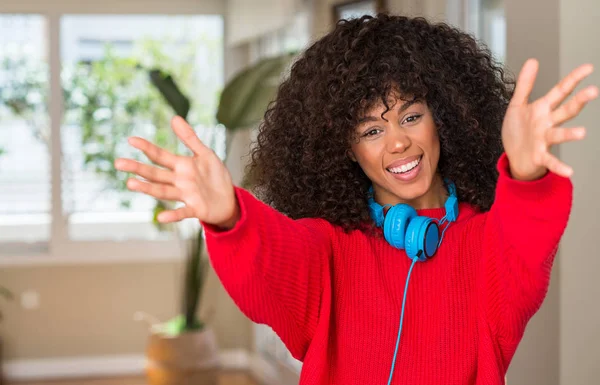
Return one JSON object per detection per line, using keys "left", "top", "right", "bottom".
{"left": 0, "top": 54, "right": 49, "bottom": 164}
{"left": 0, "top": 285, "right": 14, "bottom": 323}
{"left": 148, "top": 52, "right": 295, "bottom": 333}
{"left": 0, "top": 55, "right": 48, "bottom": 144}
{"left": 215, "top": 53, "right": 295, "bottom": 131}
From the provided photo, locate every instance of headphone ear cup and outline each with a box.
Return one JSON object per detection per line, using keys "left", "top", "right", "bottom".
{"left": 383, "top": 204, "right": 417, "bottom": 249}
{"left": 368, "top": 198, "right": 384, "bottom": 227}
{"left": 405, "top": 216, "right": 439, "bottom": 261}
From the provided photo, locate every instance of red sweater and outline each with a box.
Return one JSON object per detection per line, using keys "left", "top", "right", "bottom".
{"left": 203, "top": 153, "right": 572, "bottom": 384}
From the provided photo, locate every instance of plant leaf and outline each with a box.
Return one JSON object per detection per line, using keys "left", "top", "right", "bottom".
{"left": 0, "top": 285, "right": 13, "bottom": 300}
{"left": 216, "top": 53, "right": 295, "bottom": 131}
{"left": 182, "top": 228, "right": 206, "bottom": 331}
{"left": 149, "top": 69, "right": 191, "bottom": 120}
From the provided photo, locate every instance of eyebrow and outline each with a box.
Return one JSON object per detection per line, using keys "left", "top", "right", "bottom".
{"left": 358, "top": 99, "right": 420, "bottom": 124}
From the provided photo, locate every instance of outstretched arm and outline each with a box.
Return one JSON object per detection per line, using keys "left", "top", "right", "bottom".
{"left": 480, "top": 59, "right": 596, "bottom": 355}
{"left": 202, "top": 187, "right": 333, "bottom": 360}
{"left": 114, "top": 117, "right": 332, "bottom": 359}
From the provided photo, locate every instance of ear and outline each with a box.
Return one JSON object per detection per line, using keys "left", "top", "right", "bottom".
{"left": 347, "top": 149, "right": 357, "bottom": 162}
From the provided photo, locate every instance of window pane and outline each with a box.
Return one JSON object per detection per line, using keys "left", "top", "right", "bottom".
{"left": 60, "top": 15, "right": 224, "bottom": 241}
{"left": 0, "top": 14, "right": 50, "bottom": 243}
{"left": 468, "top": 0, "right": 506, "bottom": 63}
{"left": 479, "top": 0, "right": 505, "bottom": 63}
{"left": 335, "top": 1, "right": 377, "bottom": 20}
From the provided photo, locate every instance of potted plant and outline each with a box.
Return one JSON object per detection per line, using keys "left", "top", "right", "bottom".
{"left": 142, "top": 227, "right": 221, "bottom": 385}
{"left": 0, "top": 285, "right": 14, "bottom": 385}
{"left": 142, "top": 53, "right": 294, "bottom": 385}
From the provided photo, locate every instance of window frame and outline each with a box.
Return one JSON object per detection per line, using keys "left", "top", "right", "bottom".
{"left": 247, "top": 8, "right": 312, "bottom": 376}
{"left": 0, "top": 0, "right": 225, "bottom": 265}
{"left": 458, "top": 0, "right": 506, "bottom": 64}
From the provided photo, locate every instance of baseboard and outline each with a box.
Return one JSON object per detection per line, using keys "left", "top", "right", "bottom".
{"left": 248, "top": 353, "right": 300, "bottom": 385}
{"left": 3, "top": 348, "right": 249, "bottom": 381}
{"left": 220, "top": 349, "right": 250, "bottom": 371}
{"left": 248, "top": 353, "right": 279, "bottom": 385}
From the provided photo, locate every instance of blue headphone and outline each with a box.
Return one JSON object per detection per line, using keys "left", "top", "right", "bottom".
{"left": 369, "top": 180, "right": 459, "bottom": 384}
{"left": 367, "top": 179, "right": 459, "bottom": 261}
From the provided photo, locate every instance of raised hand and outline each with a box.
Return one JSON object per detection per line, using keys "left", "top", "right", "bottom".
{"left": 114, "top": 116, "right": 239, "bottom": 229}
{"left": 502, "top": 59, "right": 598, "bottom": 180}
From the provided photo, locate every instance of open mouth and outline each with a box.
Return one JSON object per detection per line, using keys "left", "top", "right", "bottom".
{"left": 386, "top": 155, "right": 422, "bottom": 174}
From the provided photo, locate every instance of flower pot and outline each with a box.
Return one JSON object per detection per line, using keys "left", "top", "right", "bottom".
{"left": 146, "top": 327, "right": 220, "bottom": 385}
{"left": 0, "top": 336, "right": 4, "bottom": 385}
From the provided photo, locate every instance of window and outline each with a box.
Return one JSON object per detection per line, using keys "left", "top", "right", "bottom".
{"left": 466, "top": 0, "right": 506, "bottom": 64}
{"left": 60, "top": 15, "right": 223, "bottom": 241}
{"left": 0, "top": 15, "right": 50, "bottom": 244}
{"left": 333, "top": 0, "right": 379, "bottom": 22}
{"left": 0, "top": 8, "right": 224, "bottom": 258}
{"left": 249, "top": 6, "right": 310, "bottom": 63}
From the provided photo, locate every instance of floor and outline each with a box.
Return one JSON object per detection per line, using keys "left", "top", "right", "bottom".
{"left": 7, "top": 372, "right": 257, "bottom": 385}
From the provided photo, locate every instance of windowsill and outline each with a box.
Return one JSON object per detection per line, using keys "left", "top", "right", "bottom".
{"left": 0, "top": 213, "right": 187, "bottom": 243}
{"left": 0, "top": 214, "right": 202, "bottom": 266}
{"left": 0, "top": 253, "right": 185, "bottom": 267}
{"left": 0, "top": 239, "right": 187, "bottom": 267}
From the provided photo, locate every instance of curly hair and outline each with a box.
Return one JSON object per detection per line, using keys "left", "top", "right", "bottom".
{"left": 246, "top": 14, "right": 514, "bottom": 232}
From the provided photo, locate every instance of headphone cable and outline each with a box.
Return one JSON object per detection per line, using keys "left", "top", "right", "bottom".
{"left": 387, "top": 255, "right": 419, "bottom": 385}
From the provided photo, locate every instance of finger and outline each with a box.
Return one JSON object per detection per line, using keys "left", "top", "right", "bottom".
{"left": 541, "top": 152, "right": 573, "bottom": 178}
{"left": 510, "top": 59, "right": 539, "bottom": 106}
{"left": 114, "top": 158, "right": 173, "bottom": 184}
{"left": 545, "top": 63, "right": 594, "bottom": 109}
{"left": 551, "top": 85, "right": 599, "bottom": 125}
{"left": 157, "top": 206, "right": 196, "bottom": 223}
{"left": 128, "top": 136, "right": 178, "bottom": 170}
{"left": 126, "top": 178, "right": 181, "bottom": 201}
{"left": 171, "top": 116, "right": 212, "bottom": 156}
{"left": 546, "top": 126, "right": 586, "bottom": 145}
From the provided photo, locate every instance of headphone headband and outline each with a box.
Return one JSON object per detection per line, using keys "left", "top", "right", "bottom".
{"left": 367, "top": 179, "right": 458, "bottom": 225}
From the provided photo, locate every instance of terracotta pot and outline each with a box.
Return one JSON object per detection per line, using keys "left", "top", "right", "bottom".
{"left": 146, "top": 327, "right": 220, "bottom": 385}
{"left": 0, "top": 337, "right": 4, "bottom": 385}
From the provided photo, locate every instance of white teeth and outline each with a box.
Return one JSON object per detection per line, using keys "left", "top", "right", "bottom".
{"left": 388, "top": 157, "right": 421, "bottom": 174}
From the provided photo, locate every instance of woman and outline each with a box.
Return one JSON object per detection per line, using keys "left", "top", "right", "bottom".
{"left": 114, "top": 14, "right": 596, "bottom": 385}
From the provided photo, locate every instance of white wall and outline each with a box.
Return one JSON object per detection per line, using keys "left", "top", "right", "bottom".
{"left": 505, "top": 0, "right": 600, "bottom": 383}
{"left": 227, "top": 0, "right": 297, "bottom": 46}
{"left": 558, "top": 0, "right": 600, "bottom": 383}
{"left": 504, "top": 1, "right": 561, "bottom": 383}
{"left": 0, "top": 0, "right": 224, "bottom": 14}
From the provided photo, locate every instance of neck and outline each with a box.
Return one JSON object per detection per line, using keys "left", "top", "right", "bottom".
{"left": 376, "top": 174, "right": 448, "bottom": 210}
{"left": 414, "top": 175, "right": 447, "bottom": 209}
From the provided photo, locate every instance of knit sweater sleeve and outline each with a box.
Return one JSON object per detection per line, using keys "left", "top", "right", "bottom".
{"left": 201, "top": 187, "right": 333, "bottom": 360}
{"left": 479, "top": 152, "right": 573, "bottom": 346}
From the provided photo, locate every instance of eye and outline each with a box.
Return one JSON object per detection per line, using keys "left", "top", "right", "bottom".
{"left": 362, "top": 128, "right": 383, "bottom": 137}
{"left": 403, "top": 114, "right": 423, "bottom": 124}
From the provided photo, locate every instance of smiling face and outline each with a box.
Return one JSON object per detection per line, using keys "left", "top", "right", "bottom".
{"left": 349, "top": 95, "right": 446, "bottom": 209}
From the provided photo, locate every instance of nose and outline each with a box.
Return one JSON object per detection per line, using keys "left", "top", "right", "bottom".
{"left": 386, "top": 125, "right": 411, "bottom": 153}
